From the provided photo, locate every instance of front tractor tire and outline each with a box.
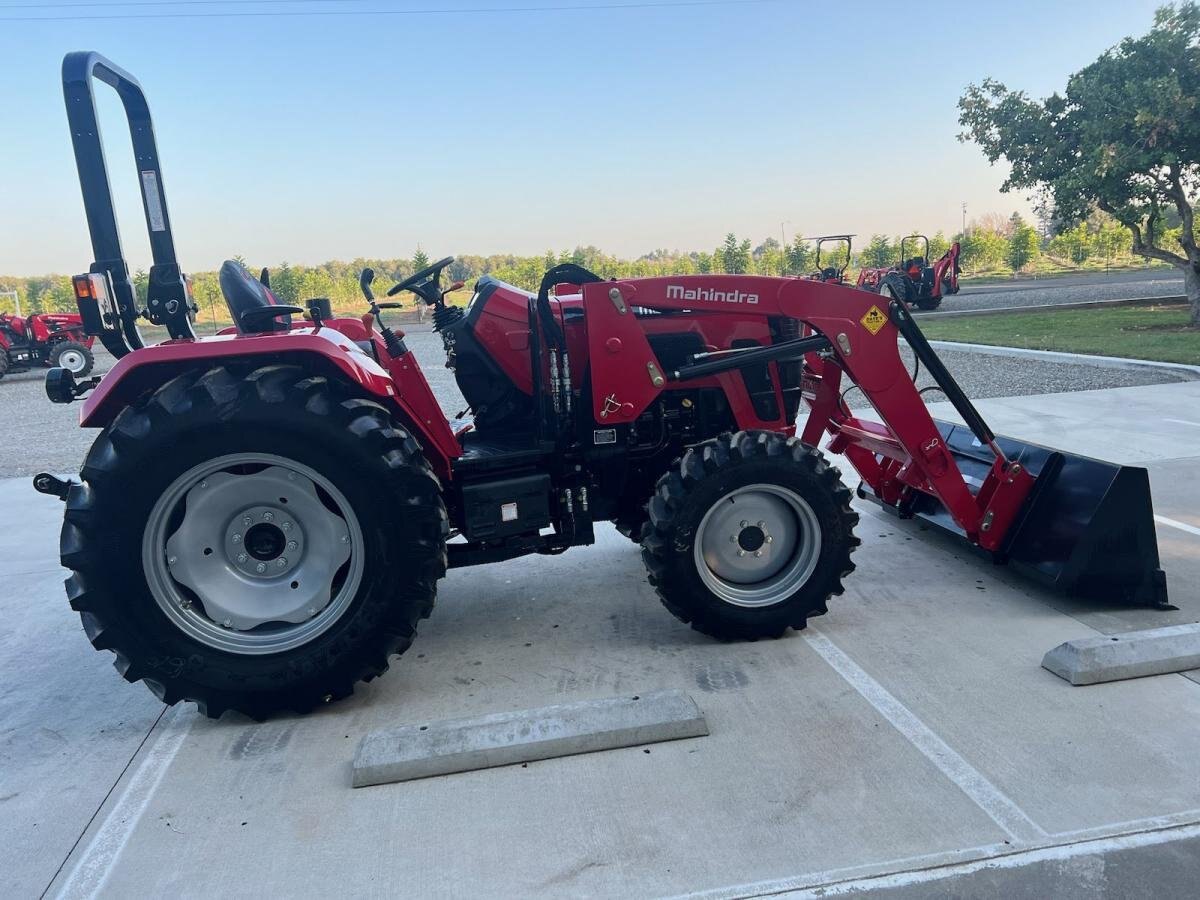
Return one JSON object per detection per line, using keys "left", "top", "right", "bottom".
{"left": 50, "top": 340, "right": 94, "bottom": 376}
{"left": 61, "top": 365, "right": 448, "bottom": 719}
{"left": 641, "top": 432, "right": 859, "bottom": 640}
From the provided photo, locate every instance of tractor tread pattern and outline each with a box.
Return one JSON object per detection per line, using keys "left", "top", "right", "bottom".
{"left": 63, "top": 364, "right": 447, "bottom": 720}
{"left": 641, "top": 431, "right": 859, "bottom": 640}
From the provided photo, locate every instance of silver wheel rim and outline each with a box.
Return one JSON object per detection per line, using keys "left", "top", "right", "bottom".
{"left": 58, "top": 349, "right": 86, "bottom": 373}
{"left": 143, "top": 453, "right": 365, "bottom": 655}
{"left": 694, "top": 483, "right": 822, "bottom": 608}
{"left": 878, "top": 282, "right": 896, "bottom": 299}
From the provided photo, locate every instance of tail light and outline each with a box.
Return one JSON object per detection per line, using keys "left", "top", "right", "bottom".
{"left": 72, "top": 272, "right": 118, "bottom": 335}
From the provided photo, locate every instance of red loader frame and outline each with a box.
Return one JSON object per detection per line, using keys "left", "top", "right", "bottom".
{"left": 582, "top": 275, "right": 1029, "bottom": 550}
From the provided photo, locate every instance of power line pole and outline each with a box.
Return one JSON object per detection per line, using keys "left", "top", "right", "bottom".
{"left": 961, "top": 202, "right": 968, "bottom": 237}
{"left": 780, "top": 221, "right": 790, "bottom": 276}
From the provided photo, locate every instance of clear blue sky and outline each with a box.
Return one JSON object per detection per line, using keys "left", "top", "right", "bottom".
{"left": 0, "top": 0, "right": 1164, "bottom": 276}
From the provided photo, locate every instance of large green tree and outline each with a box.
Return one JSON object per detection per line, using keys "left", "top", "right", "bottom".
{"left": 959, "top": 2, "right": 1200, "bottom": 324}
{"left": 720, "top": 233, "right": 752, "bottom": 274}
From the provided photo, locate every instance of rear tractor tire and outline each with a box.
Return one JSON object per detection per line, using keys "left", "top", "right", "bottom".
{"left": 61, "top": 365, "right": 448, "bottom": 719}
{"left": 877, "top": 272, "right": 912, "bottom": 306}
{"left": 641, "top": 431, "right": 859, "bottom": 640}
{"left": 50, "top": 340, "right": 94, "bottom": 376}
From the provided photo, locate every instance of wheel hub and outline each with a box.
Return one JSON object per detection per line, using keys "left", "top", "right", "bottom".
{"left": 224, "top": 505, "right": 306, "bottom": 578}
{"left": 59, "top": 349, "right": 86, "bottom": 373}
{"left": 148, "top": 458, "right": 361, "bottom": 651}
{"left": 695, "top": 484, "right": 822, "bottom": 607}
{"left": 737, "top": 525, "right": 766, "bottom": 553}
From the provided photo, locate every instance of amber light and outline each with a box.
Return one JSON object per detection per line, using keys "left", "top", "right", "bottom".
{"left": 73, "top": 275, "right": 93, "bottom": 299}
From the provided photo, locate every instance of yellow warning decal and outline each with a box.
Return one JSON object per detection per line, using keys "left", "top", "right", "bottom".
{"left": 860, "top": 305, "right": 888, "bottom": 335}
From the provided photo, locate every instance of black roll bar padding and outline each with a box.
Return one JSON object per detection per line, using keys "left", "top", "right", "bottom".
{"left": 62, "top": 51, "right": 195, "bottom": 347}
{"left": 669, "top": 334, "right": 831, "bottom": 381}
{"left": 888, "top": 301, "right": 996, "bottom": 448}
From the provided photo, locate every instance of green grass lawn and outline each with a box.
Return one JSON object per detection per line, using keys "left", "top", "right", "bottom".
{"left": 918, "top": 304, "right": 1200, "bottom": 365}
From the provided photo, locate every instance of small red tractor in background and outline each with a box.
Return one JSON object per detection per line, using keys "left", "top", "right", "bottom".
{"left": 36, "top": 54, "right": 1169, "bottom": 720}
{"left": 805, "top": 235, "right": 854, "bottom": 285}
{"left": 0, "top": 308, "right": 95, "bottom": 380}
{"left": 857, "top": 235, "right": 961, "bottom": 310}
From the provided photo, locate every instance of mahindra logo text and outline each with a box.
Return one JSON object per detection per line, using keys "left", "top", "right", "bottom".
{"left": 666, "top": 284, "right": 759, "bottom": 304}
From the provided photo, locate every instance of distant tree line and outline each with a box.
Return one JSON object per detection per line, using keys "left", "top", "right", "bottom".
{"left": 0, "top": 210, "right": 1162, "bottom": 319}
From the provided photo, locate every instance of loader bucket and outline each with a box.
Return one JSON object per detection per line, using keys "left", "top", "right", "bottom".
{"left": 905, "top": 420, "right": 1169, "bottom": 608}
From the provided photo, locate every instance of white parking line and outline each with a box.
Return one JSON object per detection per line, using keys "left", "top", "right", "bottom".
{"left": 52, "top": 708, "right": 193, "bottom": 900}
{"left": 802, "top": 629, "right": 1047, "bottom": 844}
{"left": 1155, "top": 514, "right": 1200, "bottom": 538}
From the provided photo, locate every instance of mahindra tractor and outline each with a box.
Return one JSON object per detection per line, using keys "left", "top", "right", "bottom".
{"left": 0, "top": 308, "right": 94, "bottom": 380}
{"left": 804, "top": 234, "right": 854, "bottom": 285}
{"left": 36, "top": 53, "right": 1170, "bottom": 720}
{"left": 857, "top": 235, "right": 961, "bottom": 310}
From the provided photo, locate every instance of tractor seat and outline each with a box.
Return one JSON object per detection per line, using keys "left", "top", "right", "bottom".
{"left": 219, "top": 260, "right": 298, "bottom": 334}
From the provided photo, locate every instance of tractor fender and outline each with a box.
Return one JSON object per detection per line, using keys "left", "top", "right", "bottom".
{"left": 80, "top": 330, "right": 397, "bottom": 427}
{"left": 77, "top": 329, "right": 465, "bottom": 474}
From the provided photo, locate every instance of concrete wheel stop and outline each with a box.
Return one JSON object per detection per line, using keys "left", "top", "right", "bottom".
{"left": 1042, "top": 623, "right": 1200, "bottom": 686}
{"left": 352, "top": 689, "right": 708, "bottom": 787}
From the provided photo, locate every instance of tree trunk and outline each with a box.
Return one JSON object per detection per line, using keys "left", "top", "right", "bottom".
{"left": 1187, "top": 265, "right": 1200, "bottom": 328}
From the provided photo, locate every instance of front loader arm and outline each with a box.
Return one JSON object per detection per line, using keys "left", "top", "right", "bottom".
{"left": 585, "top": 275, "right": 1033, "bottom": 551}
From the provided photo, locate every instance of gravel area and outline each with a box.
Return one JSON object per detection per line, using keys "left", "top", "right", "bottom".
{"left": 841, "top": 345, "right": 1194, "bottom": 409}
{"left": 933, "top": 269, "right": 1183, "bottom": 314}
{"left": 1, "top": 314, "right": 1189, "bottom": 480}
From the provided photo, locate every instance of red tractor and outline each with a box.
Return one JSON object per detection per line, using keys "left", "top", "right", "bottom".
{"left": 856, "top": 235, "right": 961, "bottom": 310}
{"left": 0, "top": 308, "right": 95, "bottom": 380}
{"left": 805, "top": 234, "right": 854, "bottom": 285}
{"left": 36, "top": 54, "right": 1170, "bottom": 720}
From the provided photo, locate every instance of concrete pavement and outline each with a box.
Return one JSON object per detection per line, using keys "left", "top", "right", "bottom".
{"left": 1, "top": 381, "right": 1198, "bottom": 898}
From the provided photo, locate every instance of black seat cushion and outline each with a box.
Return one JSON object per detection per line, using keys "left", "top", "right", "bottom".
{"left": 219, "top": 260, "right": 291, "bottom": 334}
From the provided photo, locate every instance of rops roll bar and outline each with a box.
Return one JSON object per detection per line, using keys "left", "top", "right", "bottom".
{"left": 62, "top": 51, "right": 196, "bottom": 355}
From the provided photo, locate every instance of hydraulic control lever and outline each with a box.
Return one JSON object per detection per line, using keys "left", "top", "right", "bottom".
{"left": 360, "top": 267, "right": 407, "bottom": 359}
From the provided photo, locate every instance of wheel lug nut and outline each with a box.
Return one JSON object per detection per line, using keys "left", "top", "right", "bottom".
{"left": 757, "top": 521, "right": 766, "bottom": 528}
{"left": 754, "top": 550, "right": 763, "bottom": 558}
{"left": 167, "top": 556, "right": 177, "bottom": 565}
{"left": 287, "top": 541, "right": 297, "bottom": 551}
{"left": 341, "top": 534, "right": 350, "bottom": 544}
{"left": 765, "top": 535, "right": 773, "bottom": 544}
{"left": 232, "top": 534, "right": 241, "bottom": 543}
{"left": 256, "top": 563, "right": 266, "bottom": 573}
{"left": 243, "top": 516, "right": 252, "bottom": 526}
{"left": 263, "top": 511, "right": 274, "bottom": 522}
{"left": 737, "top": 549, "right": 746, "bottom": 557}
{"left": 237, "top": 553, "right": 247, "bottom": 563}
{"left": 729, "top": 535, "right": 736, "bottom": 543}
{"left": 277, "top": 557, "right": 288, "bottom": 568}
{"left": 281, "top": 522, "right": 292, "bottom": 532}
{"left": 222, "top": 618, "right": 232, "bottom": 628}
{"left": 740, "top": 520, "right": 748, "bottom": 528}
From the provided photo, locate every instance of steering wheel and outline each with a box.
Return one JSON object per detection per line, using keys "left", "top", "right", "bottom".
{"left": 387, "top": 256, "right": 455, "bottom": 303}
